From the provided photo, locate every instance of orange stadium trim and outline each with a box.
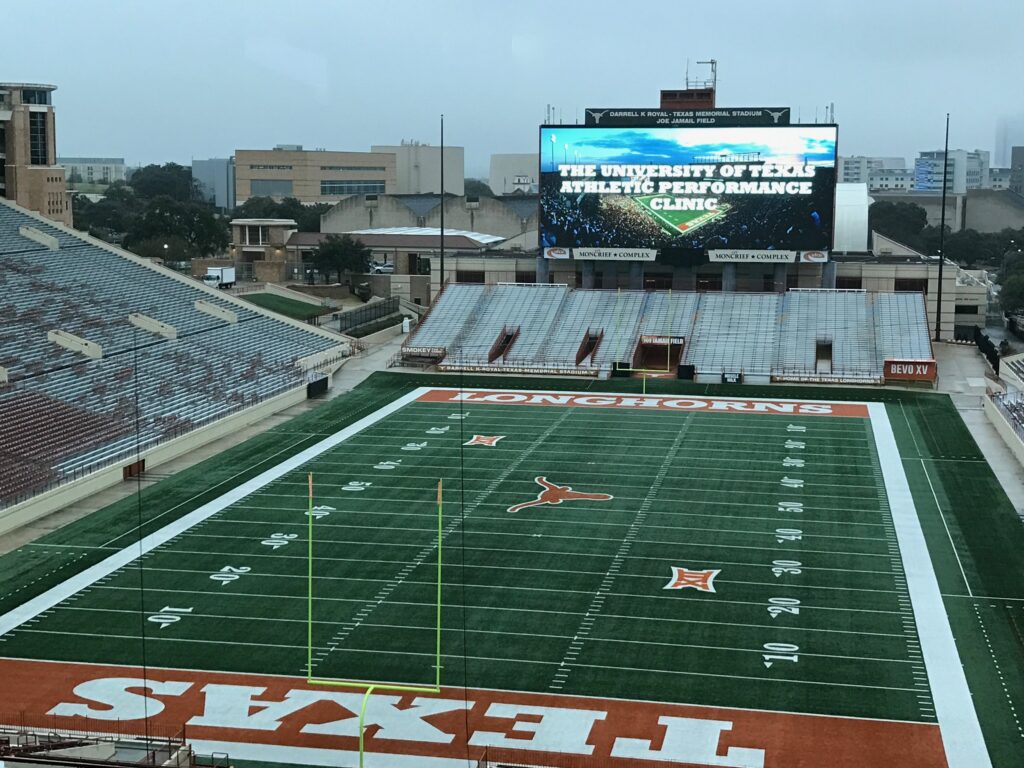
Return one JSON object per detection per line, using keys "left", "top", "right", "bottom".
{"left": 416, "top": 389, "right": 871, "bottom": 418}
{"left": 0, "top": 658, "right": 948, "bottom": 768}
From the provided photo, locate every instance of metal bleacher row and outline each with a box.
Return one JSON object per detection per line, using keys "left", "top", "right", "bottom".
{"left": 404, "top": 283, "right": 933, "bottom": 382}
{"left": 0, "top": 201, "right": 346, "bottom": 507}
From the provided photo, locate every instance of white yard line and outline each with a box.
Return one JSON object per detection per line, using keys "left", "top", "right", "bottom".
{"left": 0, "top": 387, "right": 431, "bottom": 638}
{"left": 867, "top": 402, "right": 990, "bottom": 768}
{"left": 919, "top": 458, "right": 973, "bottom": 598}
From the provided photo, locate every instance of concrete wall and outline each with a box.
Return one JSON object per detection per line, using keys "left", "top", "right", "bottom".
{"left": 321, "top": 195, "right": 420, "bottom": 232}
{"left": 871, "top": 192, "right": 965, "bottom": 232}
{"left": 423, "top": 196, "right": 536, "bottom": 239}
{"left": 963, "top": 189, "right": 1024, "bottom": 232}
{"left": 321, "top": 195, "right": 538, "bottom": 240}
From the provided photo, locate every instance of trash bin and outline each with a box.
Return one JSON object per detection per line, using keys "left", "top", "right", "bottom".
{"left": 401, "top": 317, "right": 411, "bottom": 334}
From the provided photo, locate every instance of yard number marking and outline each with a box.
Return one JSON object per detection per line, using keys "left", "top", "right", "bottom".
{"left": 148, "top": 606, "right": 193, "bottom": 629}
{"left": 307, "top": 505, "right": 334, "bottom": 519}
{"left": 374, "top": 461, "right": 401, "bottom": 470}
{"left": 341, "top": 481, "right": 372, "bottom": 491}
{"left": 762, "top": 642, "right": 800, "bottom": 667}
{"left": 402, "top": 442, "right": 427, "bottom": 451}
{"left": 261, "top": 533, "right": 298, "bottom": 549}
{"left": 767, "top": 596, "right": 801, "bottom": 619}
{"left": 771, "top": 559, "right": 802, "bottom": 577}
{"left": 775, "top": 528, "right": 803, "bottom": 543}
{"left": 209, "top": 566, "right": 251, "bottom": 586}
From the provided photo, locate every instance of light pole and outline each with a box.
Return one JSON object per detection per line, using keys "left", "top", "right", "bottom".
{"left": 163, "top": 243, "right": 168, "bottom": 261}
{"left": 549, "top": 133, "right": 557, "bottom": 172}
{"left": 934, "top": 113, "right": 950, "bottom": 343}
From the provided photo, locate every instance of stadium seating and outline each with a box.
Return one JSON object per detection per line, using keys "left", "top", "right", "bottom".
{"left": 684, "top": 293, "right": 780, "bottom": 381}
{"left": 402, "top": 283, "right": 488, "bottom": 351}
{"left": 777, "top": 290, "right": 877, "bottom": 379}
{"left": 404, "top": 283, "right": 933, "bottom": 382}
{"left": 0, "top": 201, "right": 347, "bottom": 507}
{"left": 875, "top": 293, "right": 933, "bottom": 361}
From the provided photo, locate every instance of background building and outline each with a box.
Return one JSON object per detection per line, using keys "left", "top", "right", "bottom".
{"left": 234, "top": 145, "right": 396, "bottom": 205}
{"left": 868, "top": 168, "right": 914, "bottom": 192}
{"left": 369, "top": 142, "right": 464, "bottom": 195}
{"left": 0, "top": 82, "right": 69, "bottom": 225}
{"left": 489, "top": 153, "right": 539, "bottom": 195}
{"left": 58, "top": 157, "right": 126, "bottom": 186}
{"left": 838, "top": 156, "right": 905, "bottom": 184}
{"left": 192, "top": 157, "right": 235, "bottom": 210}
{"left": 1010, "top": 146, "right": 1024, "bottom": 196}
{"left": 990, "top": 168, "right": 1012, "bottom": 191}
{"left": 914, "top": 149, "right": 991, "bottom": 194}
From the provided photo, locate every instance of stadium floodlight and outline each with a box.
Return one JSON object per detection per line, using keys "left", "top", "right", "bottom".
{"left": 305, "top": 472, "right": 443, "bottom": 768}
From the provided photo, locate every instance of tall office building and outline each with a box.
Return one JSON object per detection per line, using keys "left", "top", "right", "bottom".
{"left": 914, "top": 149, "right": 990, "bottom": 194}
{"left": 837, "top": 156, "right": 905, "bottom": 184}
{"left": 0, "top": 82, "right": 70, "bottom": 225}
{"left": 192, "top": 157, "right": 235, "bottom": 210}
{"left": 371, "top": 142, "right": 464, "bottom": 195}
{"left": 234, "top": 145, "right": 396, "bottom": 205}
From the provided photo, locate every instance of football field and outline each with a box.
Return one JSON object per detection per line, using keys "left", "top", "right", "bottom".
{"left": 0, "top": 383, "right": 1013, "bottom": 768}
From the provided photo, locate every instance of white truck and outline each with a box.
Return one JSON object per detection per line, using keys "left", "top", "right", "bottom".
{"left": 202, "top": 266, "right": 236, "bottom": 289}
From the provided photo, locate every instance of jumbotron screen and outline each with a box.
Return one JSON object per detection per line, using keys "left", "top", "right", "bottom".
{"left": 539, "top": 125, "right": 838, "bottom": 252}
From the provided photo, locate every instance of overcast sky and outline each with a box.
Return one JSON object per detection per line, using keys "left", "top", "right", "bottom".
{"left": 7, "top": 0, "right": 1024, "bottom": 176}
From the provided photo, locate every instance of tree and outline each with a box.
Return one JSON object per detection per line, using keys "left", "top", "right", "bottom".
{"left": 129, "top": 163, "right": 199, "bottom": 202}
{"left": 125, "top": 196, "right": 228, "bottom": 256}
{"left": 311, "top": 234, "right": 371, "bottom": 283}
{"left": 868, "top": 201, "right": 928, "bottom": 251}
{"left": 128, "top": 235, "right": 195, "bottom": 261}
{"left": 464, "top": 178, "right": 494, "bottom": 198}
{"left": 1000, "top": 274, "right": 1024, "bottom": 314}
{"left": 231, "top": 196, "right": 329, "bottom": 232}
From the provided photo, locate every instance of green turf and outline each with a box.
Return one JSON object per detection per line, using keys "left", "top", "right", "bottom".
{"left": 2, "top": 373, "right": 1023, "bottom": 765}
{"left": 242, "top": 293, "right": 331, "bottom": 321}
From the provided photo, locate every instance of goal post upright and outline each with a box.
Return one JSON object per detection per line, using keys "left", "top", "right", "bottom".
{"left": 305, "top": 472, "right": 443, "bottom": 693}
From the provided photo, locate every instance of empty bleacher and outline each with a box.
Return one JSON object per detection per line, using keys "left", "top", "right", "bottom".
{"left": 777, "top": 290, "right": 878, "bottom": 379}
{"left": 0, "top": 200, "right": 348, "bottom": 507}
{"left": 875, "top": 293, "right": 933, "bottom": 361}
{"left": 403, "top": 283, "right": 933, "bottom": 383}
{"left": 685, "top": 294, "right": 780, "bottom": 382}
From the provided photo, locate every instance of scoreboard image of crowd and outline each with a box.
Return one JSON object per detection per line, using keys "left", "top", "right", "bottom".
{"left": 539, "top": 124, "right": 838, "bottom": 253}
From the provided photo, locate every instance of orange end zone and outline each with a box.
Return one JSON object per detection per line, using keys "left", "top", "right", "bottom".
{"left": 0, "top": 658, "right": 947, "bottom": 768}
{"left": 416, "top": 389, "right": 871, "bottom": 418}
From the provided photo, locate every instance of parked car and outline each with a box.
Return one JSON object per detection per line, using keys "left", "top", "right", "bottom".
{"left": 370, "top": 261, "right": 394, "bottom": 274}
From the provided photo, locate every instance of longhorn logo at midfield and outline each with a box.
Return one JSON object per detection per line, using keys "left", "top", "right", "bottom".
{"left": 507, "top": 477, "right": 613, "bottom": 513}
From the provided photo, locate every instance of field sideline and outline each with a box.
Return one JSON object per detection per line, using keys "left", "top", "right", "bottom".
{"left": 0, "top": 373, "right": 1022, "bottom": 768}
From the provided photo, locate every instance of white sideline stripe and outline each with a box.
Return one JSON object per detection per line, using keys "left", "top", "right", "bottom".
{"left": 0, "top": 387, "right": 430, "bottom": 638}
{"left": 867, "top": 402, "right": 990, "bottom": 768}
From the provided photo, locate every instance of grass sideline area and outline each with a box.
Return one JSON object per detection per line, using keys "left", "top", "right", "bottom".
{"left": 1, "top": 372, "right": 1022, "bottom": 765}
{"left": 242, "top": 292, "right": 332, "bottom": 321}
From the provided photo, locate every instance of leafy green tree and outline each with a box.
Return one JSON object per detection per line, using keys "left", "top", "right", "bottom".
{"left": 129, "top": 163, "right": 198, "bottom": 202}
{"left": 311, "top": 234, "right": 371, "bottom": 283}
{"left": 231, "top": 196, "right": 329, "bottom": 231}
{"left": 868, "top": 201, "right": 928, "bottom": 251}
{"left": 1000, "top": 274, "right": 1024, "bottom": 314}
{"left": 128, "top": 235, "right": 195, "bottom": 261}
{"left": 464, "top": 178, "right": 494, "bottom": 197}
{"left": 125, "top": 196, "right": 228, "bottom": 256}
